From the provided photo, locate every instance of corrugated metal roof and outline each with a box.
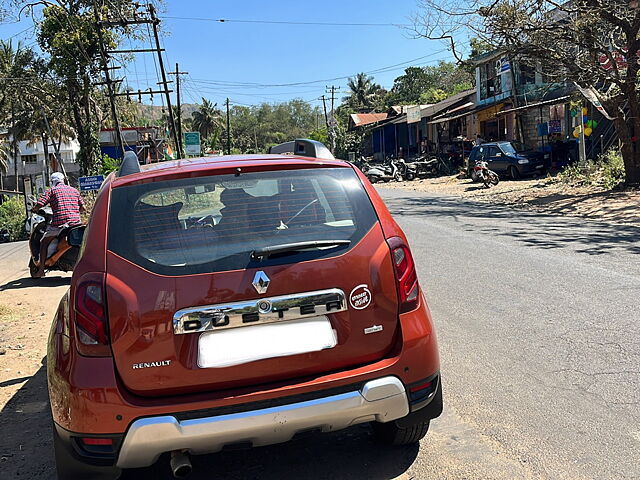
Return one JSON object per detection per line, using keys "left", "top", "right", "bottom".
{"left": 420, "top": 89, "right": 476, "bottom": 118}
{"left": 349, "top": 112, "right": 389, "bottom": 127}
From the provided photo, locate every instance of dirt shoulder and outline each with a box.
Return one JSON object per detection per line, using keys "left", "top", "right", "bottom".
{"left": 380, "top": 175, "right": 640, "bottom": 227}
{"left": 0, "top": 242, "right": 71, "bottom": 479}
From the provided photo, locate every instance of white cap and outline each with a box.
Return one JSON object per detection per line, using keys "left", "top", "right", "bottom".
{"left": 51, "top": 172, "right": 65, "bottom": 185}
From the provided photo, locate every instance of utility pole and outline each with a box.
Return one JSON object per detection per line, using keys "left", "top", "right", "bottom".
{"left": 326, "top": 86, "right": 340, "bottom": 154}
{"left": 94, "top": 4, "right": 124, "bottom": 160}
{"left": 320, "top": 95, "right": 329, "bottom": 129}
{"left": 96, "top": 4, "right": 178, "bottom": 162}
{"left": 41, "top": 108, "right": 67, "bottom": 178}
{"left": 11, "top": 101, "right": 18, "bottom": 190}
{"left": 226, "top": 98, "right": 231, "bottom": 155}
{"left": 169, "top": 63, "right": 188, "bottom": 156}
{"left": 149, "top": 4, "right": 181, "bottom": 160}
{"left": 579, "top": 103, "right": 587, "bottom": 163}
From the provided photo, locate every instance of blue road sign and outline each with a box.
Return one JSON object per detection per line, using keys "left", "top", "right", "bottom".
{"left": 78, "top": 175, "right": 105, "bottom": 191}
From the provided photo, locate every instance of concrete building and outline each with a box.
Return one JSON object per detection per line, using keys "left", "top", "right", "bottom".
{"left": 0, "top": 136, "right": 80, "bottom": 192}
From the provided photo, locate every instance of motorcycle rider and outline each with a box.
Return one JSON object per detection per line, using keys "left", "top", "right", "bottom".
{"left": 31, "top": 172, "right": 85, "bottom": 278}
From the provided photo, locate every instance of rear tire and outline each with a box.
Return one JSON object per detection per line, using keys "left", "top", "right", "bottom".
{"left": 29, "top": 258, "right": 39, "bottom": 278}
{"left": 372, "top": 419, "right": 430, "bottom": 445}
{"left": 406, "top": 171, "right": 416, "bottom": 181}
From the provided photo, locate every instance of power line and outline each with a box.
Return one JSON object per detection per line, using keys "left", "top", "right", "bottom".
{"left": 184, "top": 49, "right": 450, "bottom": 89}
{"left": 3, "top": 24, "right": 36, "bottom": 41}
{"left": 163, "top": 16, "right": 413, "bottom": 28}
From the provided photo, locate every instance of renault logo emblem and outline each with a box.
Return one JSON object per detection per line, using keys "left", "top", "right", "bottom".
{"left": 252, "top": 271, "right": 270, "bottom": 294}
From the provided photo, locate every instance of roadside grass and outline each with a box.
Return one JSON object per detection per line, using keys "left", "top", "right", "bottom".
{"left": 558, "top": 148, "right": 625, "bottom": 189}
{"left": 0, "top": 303, "right": 18, "bottom": 323}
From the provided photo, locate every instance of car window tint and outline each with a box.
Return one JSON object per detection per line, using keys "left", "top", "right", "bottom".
{"left": 486, "top": 146, "right": 499, "bottom": 157}
{"left": 108, "top": 167, "right": 377, "bottom": 275}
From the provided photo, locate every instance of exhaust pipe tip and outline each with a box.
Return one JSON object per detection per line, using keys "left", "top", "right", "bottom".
{"left": 170, "top": 450, "right": 192, "bottom": 479}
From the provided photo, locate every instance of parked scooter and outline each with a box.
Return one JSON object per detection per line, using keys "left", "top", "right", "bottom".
{"left": 27, "top": 207, "right": 86, "bottom": 278}
{"left": 366, "top": 160, "right": 403, "bottom": 183}
{"left": 473, "top": 160, "right": 500, "bottom": 188}
{"left": 397, "top": 159, "right": 417, "bottom": 181}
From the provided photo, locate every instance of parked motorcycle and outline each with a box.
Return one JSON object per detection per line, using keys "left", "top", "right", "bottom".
{"left": 366, "top": 160, "right": 403, "bottom": 183}
{"left": 27, "top": 207, "right": 86, "bottom": 278}
{"left": 393, "top": 159, "right": 417, "bottom": 181}
{"left": 473, "top": 160, "right": 500, "bottom": 188}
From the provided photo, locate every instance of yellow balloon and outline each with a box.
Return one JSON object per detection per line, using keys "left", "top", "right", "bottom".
{"left": 582, "top": 107, "right": 588, "bottom": 115}
{"left": 573, "top": 130, "right": 580, "bottom": 138}
{"left": 584, "top": 127, "right": 593, "bottom": 137}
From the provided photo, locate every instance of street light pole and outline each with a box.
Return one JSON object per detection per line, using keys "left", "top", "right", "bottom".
{"left": 226, "top": 98, "right": 231, "bottom": 155}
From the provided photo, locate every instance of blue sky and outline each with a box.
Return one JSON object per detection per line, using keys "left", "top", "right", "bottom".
{"left": 0, "top": 0, "right": 456, "bottom": 109}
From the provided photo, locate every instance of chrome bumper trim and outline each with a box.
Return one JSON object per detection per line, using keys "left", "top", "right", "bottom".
{"left": 173, "top": 288, "right": 347, "bottom": 334}
{"left": 116, "top": 376, "right": 408, "bottom": 468}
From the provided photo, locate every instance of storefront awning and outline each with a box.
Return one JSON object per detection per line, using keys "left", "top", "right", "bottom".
{"left": 427, "top": 106, "right": 476, "bottom": 125}
{"left": 476, "top": 103, "right": 509, "bottom": 122}
{"left": 496, "top": 96, "right": 570, "bottom": 116}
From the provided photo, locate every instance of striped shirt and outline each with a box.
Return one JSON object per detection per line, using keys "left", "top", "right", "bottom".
{"left": 35, "top": 184, "right": 85, "bottom": 227}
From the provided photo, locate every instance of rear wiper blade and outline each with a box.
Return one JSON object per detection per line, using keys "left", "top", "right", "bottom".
{"left": 251, "top": 240, "right": 350, "bottom": 260}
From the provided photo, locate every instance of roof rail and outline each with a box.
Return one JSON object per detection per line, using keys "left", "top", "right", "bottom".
{"left": 269, "top": 139, "right": 335, "bottom": 160}
{"left": 117, "top": 151, "right": 141, "bottom": 177}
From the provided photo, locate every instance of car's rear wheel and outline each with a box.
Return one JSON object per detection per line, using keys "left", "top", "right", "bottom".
{"left": 371, "top": 419, "right": 430, "bottom": 445}
{"left": 508, "top": 165, "right": 520, "bottom": 180}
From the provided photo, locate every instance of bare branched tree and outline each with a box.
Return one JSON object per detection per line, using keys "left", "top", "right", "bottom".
{"left": 415, "top": 0, "right": 640, "bottom": 184}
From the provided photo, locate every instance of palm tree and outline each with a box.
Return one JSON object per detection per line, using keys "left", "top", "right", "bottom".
{"left": 0, "top": 40, "right": 41, "bottom": 185}
{"left": 191, "top": 98, "right": 222, "bottom": 140}
{"left": 0, "top": 138, "right": 9, "bottom": 188}
{"left": 344, "top": 73, "right": 384, "bottom": 112}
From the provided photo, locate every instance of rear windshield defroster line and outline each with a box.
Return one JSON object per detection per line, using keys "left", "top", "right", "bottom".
{"left": 107, "top": 167, "right": 378, "bottom": 275}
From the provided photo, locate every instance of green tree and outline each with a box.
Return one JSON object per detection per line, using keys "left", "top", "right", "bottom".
{"left": 14, "top": 1, "right": 152, "bottom": 173}
{"left": 192, "top": 98, "right": 222, "bottom": 140}
{"left": 343, "top": 73, "right": 386, "bottom": 112}
{"left": 0, "top": 40, "right": 52, "bottom": 183}
{"left": 386, "top": 62, "right": 473, "bottom": 105}
{"left": 416, "top": 0, "right": 640, "bottom": 184}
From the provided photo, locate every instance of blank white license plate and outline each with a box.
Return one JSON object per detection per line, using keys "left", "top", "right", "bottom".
{"left": 197, "top": 316, "right": 337, "bottom": 368}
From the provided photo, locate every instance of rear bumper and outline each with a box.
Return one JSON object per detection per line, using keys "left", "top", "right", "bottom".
{"left": 117, "top": 376, "right": 409, "bottom": 468}
{"left": 48, "top": 293, "right": 440, "bottom": 436}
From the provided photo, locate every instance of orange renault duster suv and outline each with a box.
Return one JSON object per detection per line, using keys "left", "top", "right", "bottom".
{"left": 47, "top": 141, "right": 442, "bottom": 479}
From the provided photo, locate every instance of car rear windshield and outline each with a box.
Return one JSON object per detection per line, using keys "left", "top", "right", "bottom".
{"left": 108, "top": 167, "right": 378, "bottom": 275}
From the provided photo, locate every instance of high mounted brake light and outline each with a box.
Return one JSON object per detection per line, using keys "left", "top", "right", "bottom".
{"left": 74, "top": 272, "right": 110, "bottom": 356}
{"left": 387, "top": 237, "right": 420, "bottom": 313}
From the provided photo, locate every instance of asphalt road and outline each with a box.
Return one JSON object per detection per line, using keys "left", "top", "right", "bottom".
{"left": 379, "top": 188, "right": 640, "bottom": 480}
{"left": 1, "top": 188, "right": 639, "bottom": 480}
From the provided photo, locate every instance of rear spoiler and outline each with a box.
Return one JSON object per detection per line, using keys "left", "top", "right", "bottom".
{"left": 269, "top": 139, "right": 335, "bottom": 160}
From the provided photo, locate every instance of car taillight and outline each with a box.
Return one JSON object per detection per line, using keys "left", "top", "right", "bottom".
{"left": 387, "top": 237, "right": 420, "bottom": 313}
{"left": 74, "top": 273, "right": 110, "bottom": 356}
